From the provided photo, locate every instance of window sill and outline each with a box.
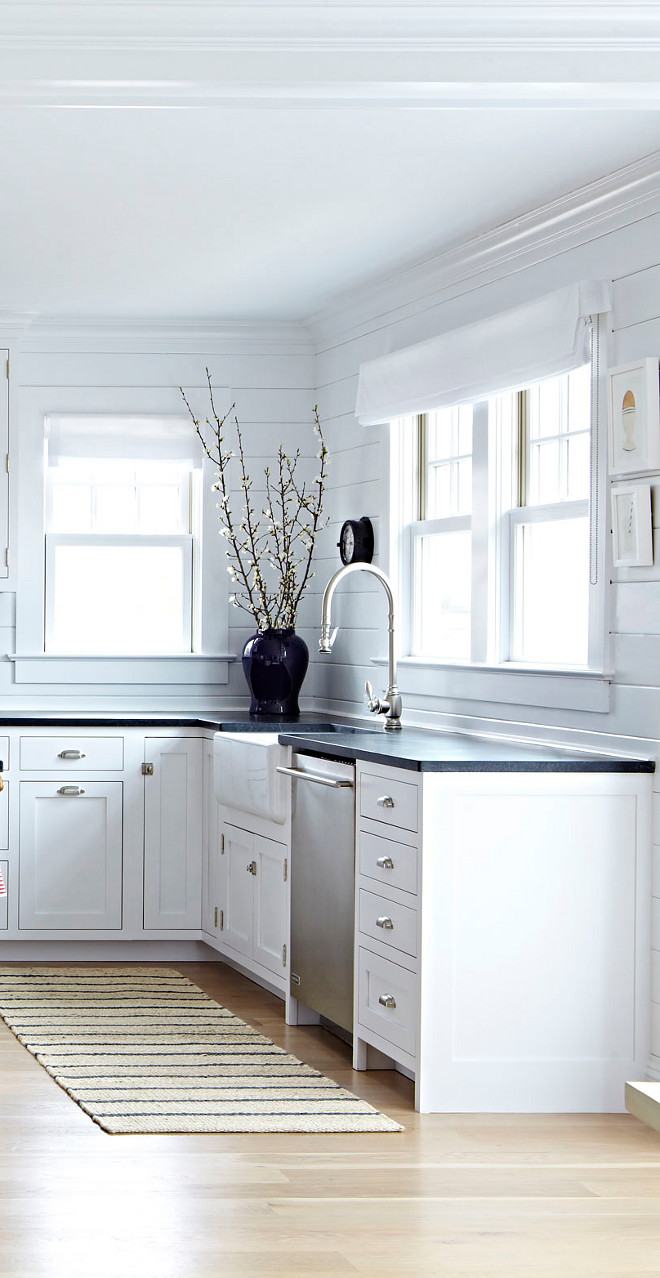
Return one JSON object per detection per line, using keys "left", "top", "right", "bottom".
{"left": 8, "top": 653, "right": 236, "bottom": 686}
{"left": 370, "top": 656, "right": 611, "bottom": 713}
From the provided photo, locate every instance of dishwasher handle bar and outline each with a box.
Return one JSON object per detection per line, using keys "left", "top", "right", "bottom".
{"left": 276, "top": 765, "right": 354, "bottom": 790}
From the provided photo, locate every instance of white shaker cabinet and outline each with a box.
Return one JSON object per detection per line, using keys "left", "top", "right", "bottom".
{"left": 18, "top": 780, "right": 123, "bottom": 929}
{"left": 215, "top": 821, "right": 289, "bottom": 985}
{"left": 354, "top": 762, "right": 653, "bottom": 1114}
{"left": 143, "top": 736, "right": 203, "bottom": 930}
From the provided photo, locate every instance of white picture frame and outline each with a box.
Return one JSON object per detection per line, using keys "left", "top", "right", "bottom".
{"left": 608, "top": 358, "right": 660, "bottom": 475}
{"left": 611, "top": 483, "right": 654, "bottom": 567}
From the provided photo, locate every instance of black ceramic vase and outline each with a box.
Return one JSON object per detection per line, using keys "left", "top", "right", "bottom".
{"left": 242, "top": 628, "right": 309, "bottom": 717}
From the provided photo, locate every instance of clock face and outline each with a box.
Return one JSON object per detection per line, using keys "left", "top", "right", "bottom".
{"left": 340, "top": 524, "right": 355, "bottom": 562}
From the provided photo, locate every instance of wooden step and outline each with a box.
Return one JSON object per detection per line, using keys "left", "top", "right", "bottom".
{"left": 625, "top": 1081, "right": 660, "bottom": 1134}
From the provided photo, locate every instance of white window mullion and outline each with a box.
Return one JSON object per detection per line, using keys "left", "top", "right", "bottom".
{"left": 469, "top": 401, "right": 489, "bottom": 662}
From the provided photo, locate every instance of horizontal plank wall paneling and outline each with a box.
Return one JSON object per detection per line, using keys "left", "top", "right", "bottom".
{"left": 9, "top": 325, "right": 315, "bottom": 710}
{"left": 309, "top": 168, "right": 660, "bottom": 1068}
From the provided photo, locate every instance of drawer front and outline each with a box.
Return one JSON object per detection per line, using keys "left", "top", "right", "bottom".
{"left": 359, "top": 829, "right": 418, "bottom": 895}
{"left": 359, "top": 888, "right": 418, "bottom": 959}
{"left": 20, "top": 736, "right": 124, "bottom": 772}
{"left": 360, "top": 771, "right": 418, "bottom": 833}
{"left": 358, "top": 947, "right": 418, "bottom": 1056}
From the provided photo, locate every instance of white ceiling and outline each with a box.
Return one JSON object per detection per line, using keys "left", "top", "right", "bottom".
{"left": 0, "top": 2, "right": 659, "bottom": 321}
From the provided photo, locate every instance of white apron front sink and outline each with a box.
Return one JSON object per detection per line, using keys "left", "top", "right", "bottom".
{"left": 213, "top": 732, "right": 288, "bottom": 824}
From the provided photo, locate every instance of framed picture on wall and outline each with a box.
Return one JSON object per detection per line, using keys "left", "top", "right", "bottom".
{"left": 608, "top": 358, "right": 660, "bottom": 475}
{"left": 611, "top": 483, "right": 654, "bottom": 567}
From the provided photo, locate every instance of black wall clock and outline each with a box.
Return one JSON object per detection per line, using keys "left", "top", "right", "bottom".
{"left": 338, "top": 516, "right": 375, "bottom": 565}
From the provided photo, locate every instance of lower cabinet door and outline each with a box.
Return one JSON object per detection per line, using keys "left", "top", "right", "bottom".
{"left": 19, "top": 781, "right": 123, "bottom": 930}
{"left": 253, "top": 834, "right": 287, "bottom": 977}
{"left": 221, "top": 823, "right": 288, "bottom": 978}
{"left": 222, "top": 824, "right": 255, "bottom": 959}
{"left": 143, "top": 737, "right": 203, "bottom": 930}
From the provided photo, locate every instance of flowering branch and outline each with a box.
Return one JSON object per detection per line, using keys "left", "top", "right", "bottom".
{"left": 180, "top": 370, "right": 328, "bottom": 631}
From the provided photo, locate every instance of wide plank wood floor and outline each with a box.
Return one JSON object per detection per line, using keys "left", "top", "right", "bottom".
{"left": 0, "top": 959, "right": 659, "bottom": 1276}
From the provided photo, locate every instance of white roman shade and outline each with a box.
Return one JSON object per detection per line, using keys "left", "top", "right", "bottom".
{"left": 46, "top": 415, "right": 203, "bottom": 465}
{"left": 356, "top": 280, "right": 612, "bottom": 426}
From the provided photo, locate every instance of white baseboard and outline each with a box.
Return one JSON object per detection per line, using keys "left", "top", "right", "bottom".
{"left": 0, "top": 940, "right": 223, "bottom": 962}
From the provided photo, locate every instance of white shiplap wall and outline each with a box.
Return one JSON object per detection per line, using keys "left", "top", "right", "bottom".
{"left": 2, "top": 323, "right": 317, "bottom": 711}
{"left": 308, "top": 166, "right": 660, "bottom": 1074}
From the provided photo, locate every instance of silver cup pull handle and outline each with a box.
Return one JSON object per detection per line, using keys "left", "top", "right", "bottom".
{"left": 377, "top": 795, "right": 395, "bottom": 809}
{"left": 376, "top": 855, "right": 394, "bottom": 870}
{"left": 376, "top": 915, "right": 394, "bottom": 930}
{"left": 58, "top": 750, "right": 86, "bottom": 760}
{"left": 57, "top": 785, "right": 85, "bottom": 796}
{"left": 378, "top": 993, "right": 396, "bottom": 1009}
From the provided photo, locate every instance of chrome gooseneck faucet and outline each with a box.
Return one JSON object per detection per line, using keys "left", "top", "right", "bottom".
{"left": 318, "top": 562, "right": 403, "bottom": 731}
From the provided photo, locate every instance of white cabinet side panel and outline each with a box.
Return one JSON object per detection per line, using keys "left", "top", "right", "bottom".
{"left": 418, "top": 772, "right": 652, "bottom": 1114}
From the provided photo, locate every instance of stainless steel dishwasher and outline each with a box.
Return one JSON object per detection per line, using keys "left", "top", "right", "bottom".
{"left": 278, "top": 751, "right": 356, "bottom": 1034}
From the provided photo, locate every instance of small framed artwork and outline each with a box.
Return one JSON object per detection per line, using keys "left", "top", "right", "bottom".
{"left": 611, "top": 484, "right": 654, "bottom": 567}
{"left": 608, "top": 358, "right": 660, "bottom": 475}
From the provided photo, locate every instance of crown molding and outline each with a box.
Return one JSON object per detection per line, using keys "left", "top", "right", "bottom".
{"left": 306, "top": 149, "right": 660, "bottom": 346}
{"left": 0, "top": 5, "right": 658, "bottom": 71}
{"left": 2, "top": 80, "right": 660, "bottom": 109}
{"left": 22, "top": 317, "right": 313, "bottom": 355}
{"left": 1, "top": 4, "right": 659, "bottom": 44}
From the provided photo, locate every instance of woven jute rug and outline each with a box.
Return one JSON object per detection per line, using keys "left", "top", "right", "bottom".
{"left": 0, "top": 966, "right": 402, "bottom": 1134}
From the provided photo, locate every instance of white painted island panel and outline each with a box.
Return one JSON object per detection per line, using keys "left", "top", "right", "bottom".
{"left": 417, "top": 771, "right": 652, "bottom": 1114}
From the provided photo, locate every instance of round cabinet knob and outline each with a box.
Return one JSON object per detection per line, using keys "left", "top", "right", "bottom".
{"left": 376, "top": 915, "right": 394, "bottom": 930}
{"left": 376, "top": 855, "right": 394, "bottom": 870}
{"left": 377, "top": 795, "right": 395, "bottom": 809}
{"left": 378, "top": 994, "right": 396, "bottom": 1009}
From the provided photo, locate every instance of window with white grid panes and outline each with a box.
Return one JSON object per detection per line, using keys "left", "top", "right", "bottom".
{"left": 402, "top": 361, "right": 597, "bottom": 671}
{"left": 411, "top": 406, "right": 473, "bottom": 660}
{"left": 510, "top": 365, "right": 590, "bottom": 666}
{"left": 45, "top": 457, "right": 195, "bottom": 655}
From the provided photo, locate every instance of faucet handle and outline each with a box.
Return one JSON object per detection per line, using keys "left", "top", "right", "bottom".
{"left": 365, "top": 680, "right": 380, "bottom": 713}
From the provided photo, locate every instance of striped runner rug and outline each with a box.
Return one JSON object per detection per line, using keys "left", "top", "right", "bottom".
{"left": 0, "top": 967, "right": 402, "bottom": 1134}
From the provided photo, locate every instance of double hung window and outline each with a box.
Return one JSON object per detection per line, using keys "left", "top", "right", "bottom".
{"left": 44, "top": 418, "right": 198, "bottom": 656}
{"left": 402, "top": 362, "right": 598, "bottom": 673}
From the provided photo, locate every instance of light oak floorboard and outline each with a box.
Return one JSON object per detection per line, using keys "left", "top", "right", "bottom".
{"left": 0, "top": 960, "right": 659, "bottom": 1275}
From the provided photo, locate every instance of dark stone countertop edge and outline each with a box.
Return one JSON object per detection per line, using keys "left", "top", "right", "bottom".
{"left": 276, "top": 735, "right": 655, "bottom": 773}
{"left": 0, "top": 714, "right": 651, "bottom": 772}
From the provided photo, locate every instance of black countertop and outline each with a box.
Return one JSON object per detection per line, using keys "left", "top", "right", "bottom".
{"left": 276, "top": 726, "right": 655, "bottom": 773}
{"left": 0, "top": 711, "right": 652, "bottom": 772}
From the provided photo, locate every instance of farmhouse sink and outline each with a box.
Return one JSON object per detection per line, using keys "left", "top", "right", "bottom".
{"left": 213, "top": 732, "right": 289, "bottom": 824}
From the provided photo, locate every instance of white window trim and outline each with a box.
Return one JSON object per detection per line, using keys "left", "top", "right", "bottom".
{"left": 388, "top": 320, "right": 611, "bottom": 714}
{"left": 15, "top": 388, "right": 234, "bottom": 687}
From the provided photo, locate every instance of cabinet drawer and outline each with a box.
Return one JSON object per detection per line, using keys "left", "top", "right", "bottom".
{"left": 359, "top": 829, "right": 418, "bottom": 895}
{"left": 358, "top": 947, "right": 418, "bottom": 1056}
{"left": 20, "top": 736, "right": 124, "bottom": 771}
{"left": 359, "top": 888, "right": 418, "bottom": 959}
{"left": 360, "top": 771, "right": 418, "bottom": 833}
